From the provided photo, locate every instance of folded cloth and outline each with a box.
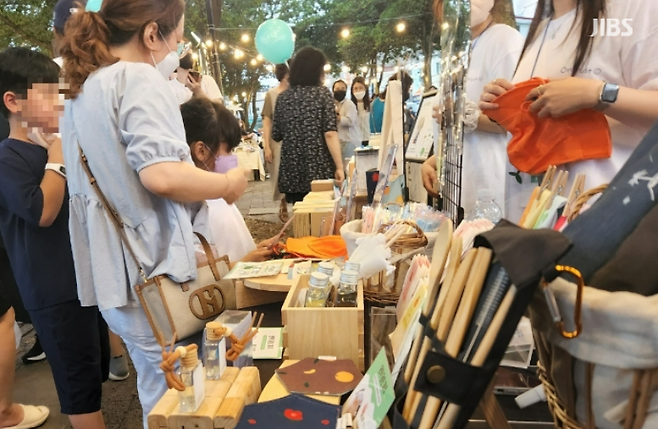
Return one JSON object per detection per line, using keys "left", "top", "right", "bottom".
{"left": 485, "top": 77, "right": 612, "bottom": 175}
{"left": 285, "top": 236, "right": 348, "bottom": 259}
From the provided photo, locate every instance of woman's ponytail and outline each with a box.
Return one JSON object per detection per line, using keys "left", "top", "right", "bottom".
{"left": 60, "top": 10, "right": 118, "bottom": 98}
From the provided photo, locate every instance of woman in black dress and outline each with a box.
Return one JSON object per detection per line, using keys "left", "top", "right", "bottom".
{"left": 272, "top": 47, "right": 345, "bottom": 204}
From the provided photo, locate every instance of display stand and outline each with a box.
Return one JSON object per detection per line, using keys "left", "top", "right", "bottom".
{"left": 478, "top": 382, "right": 513, "bottom": 429}
{"left": 404, "top": 91, "right": 438, "bottom": 204}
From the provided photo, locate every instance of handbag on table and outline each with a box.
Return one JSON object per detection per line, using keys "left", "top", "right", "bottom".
{"left": 78, "top": 146, "right": 236, "bottom": 345}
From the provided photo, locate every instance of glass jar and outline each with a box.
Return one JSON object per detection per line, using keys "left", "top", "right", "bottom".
{"left": 336, "top": 270, "right": 358, "bottom": 307}
{"left": 305, "top": 272, "right": 330, "bottom": 308}
{"left": 203, "top": 323, "right": 226, "bottom": 380}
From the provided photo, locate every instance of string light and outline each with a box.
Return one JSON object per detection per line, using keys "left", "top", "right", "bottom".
{"left": 396, "top": 22, "right": 406, "bottom": 32}
{"left": 256, "top": 54, "right": 263, "bottom": 61}
{"left": 234, "top": 49, "right": 244, "bottom": 59}
{"left": 192, "top": 52, "right": 198, "bottom": 60}
{"left": 377, "top": 66, "right": 383, "bottom": 73}
{"left": 241, "top": 91, "right": 247, "bottom": 97}
{"left": 241, "top": 33, "right": 251, "bottom": 43}
{"left": 266, "top": 65, "right": 274, "bottom": 72}
{"left": 250, "top": 58, "right": 257, "bottom": 66}
{"left": 340, "top": 28, "right": 350, "bottom": 38}
{"left": 360, "top": 66, "right": 368, "bottom": 73}
{"left": 341, "top": 65, "right": 350, "bottom": 73}
{"left": 324, "top": 64, "right": 332, "bottom": 72}
{"left": 219, "top": 42, "right": 227, "bottom": 50}
{"left": 205, "top": 39, "right": 213, "bottom": 48}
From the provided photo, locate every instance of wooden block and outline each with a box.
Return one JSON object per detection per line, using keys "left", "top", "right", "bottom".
{"left": 214, "top": 367, "right": 262, "bottom": 429}
{"left": 148, "top": 389, "right": 178, "bottom": 429}
{"left": 282, "top": 276, "right": 365, "bottom": 371}
{"left": 311, "top": 180, "right": 335, "bottom": 192}
{"left": 259, "top": 360, "right": 341, "bottom": 405}
{"left": 167, "top": 368, "right": 240, "bottom": 429}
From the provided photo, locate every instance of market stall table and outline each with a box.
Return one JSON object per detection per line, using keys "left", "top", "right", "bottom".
{"left": 235, "top": 145, "right": 265, "bottom": 181}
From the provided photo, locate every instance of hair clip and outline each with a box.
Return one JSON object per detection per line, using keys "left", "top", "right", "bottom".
{"left": 85, "top": 0, "right": 103, "bottom": 13}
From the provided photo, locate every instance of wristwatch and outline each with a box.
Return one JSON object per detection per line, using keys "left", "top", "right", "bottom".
{"left": 595, "top": 82, "right": 619, "bottom": 111}
{"left": 45, "top": 163, "right": 66, "bottom": 179}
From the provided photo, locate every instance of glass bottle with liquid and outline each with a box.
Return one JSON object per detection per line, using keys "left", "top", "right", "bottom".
{"left": 317, "top": 261, "right": 335, "bottom": 277}
{"left": 336, "top": 270, "right": 359, "bottom": 307}
{"left": 178, "top": 347, "right": 203, "bottom": 413}
{"left": 305, "top": 272, "right": 330, "bottom": 308}
{"left": 344, "top": 261, "right": 360, "bottom": 275}
{"left": 204, "top": 322, "right": 226, "bottom": 380}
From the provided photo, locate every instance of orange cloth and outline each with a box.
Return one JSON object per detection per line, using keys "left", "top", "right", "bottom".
{"left": 285, "top": 236, "right": 348, "bottom": 259}
{"left": 484, "top": 77, "right": 612, "bottom": 175}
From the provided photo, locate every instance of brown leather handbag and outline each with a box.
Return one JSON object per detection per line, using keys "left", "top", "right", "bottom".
{"left": 79, "top": 146, "right": 235, "bottom": 345}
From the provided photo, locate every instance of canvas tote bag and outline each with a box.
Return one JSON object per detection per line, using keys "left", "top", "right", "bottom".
{"left": 78, "top": 146, "right": 236, "bottom": 345}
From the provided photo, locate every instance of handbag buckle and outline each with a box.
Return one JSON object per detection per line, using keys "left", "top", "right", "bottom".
{"left": 541, "top": 265, "right": 584, "bottom": 339}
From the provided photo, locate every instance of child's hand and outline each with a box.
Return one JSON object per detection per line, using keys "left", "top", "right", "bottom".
{"left": 47, "top": 137, "right": 64, "bottom": 164}
{"left": 241, "top": 247, "right": 274, "bottom": 262}
{"left": 257, "top": 236, "right": 279, "bottom": 249}
{"left": 27, "top": 132, "right": 59, "bottom": 150}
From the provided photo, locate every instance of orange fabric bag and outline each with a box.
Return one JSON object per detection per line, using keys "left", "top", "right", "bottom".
{"left": 484, "top": 77, "right": 612, "bottom": 175}
{"left": 285, "top": 236, "right": 348, "bottom": 259}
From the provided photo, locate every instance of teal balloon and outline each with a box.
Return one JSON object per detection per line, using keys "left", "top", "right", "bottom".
{"left": 255, "top": 19, "right": 295, "bottom": 64}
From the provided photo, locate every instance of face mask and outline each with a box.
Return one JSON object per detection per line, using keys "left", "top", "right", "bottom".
{"left": 353, "top": 91, "right": 366, "bottom": 101}
{"left": 470, "top": 0, "right": 494, "bottom": 27}
{"left": 151, "top": 32, "right": 180, "bottom": 79}
{"left": 334, "top": 90, "right": 347, "bottom": 102}
{"left": 212, "top": 155, "right": 239, "bottom": 174}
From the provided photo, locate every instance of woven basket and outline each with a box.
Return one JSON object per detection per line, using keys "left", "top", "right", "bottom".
{"left": 537, "top": 363, "right": 586, "bottom": 429}
{"left": 361, "top": 221, "right": 427, "bottom": 306}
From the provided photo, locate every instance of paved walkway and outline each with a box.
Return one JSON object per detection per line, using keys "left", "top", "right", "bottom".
{"left": 11, "top": 178, "right": 281, "bottom": 429}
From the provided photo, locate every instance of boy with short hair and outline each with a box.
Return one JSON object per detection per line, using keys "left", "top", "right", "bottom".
{"left": 0, "top": 47, "right": 109, "bottom": 429}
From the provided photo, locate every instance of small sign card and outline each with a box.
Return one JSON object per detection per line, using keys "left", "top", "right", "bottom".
{"left": 224, "top": 260, "right": 285, "bottom": 280}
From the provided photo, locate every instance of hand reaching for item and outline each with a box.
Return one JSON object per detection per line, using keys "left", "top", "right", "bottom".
{"left": 421, "top": 158, "right": 440, "bottom": 199}
{"left": 223, "top": 167, "right": 249, "bottom": 205}
{"left": 241, "top": 247, "right": 274, "bottom": 262}
{"left": 334, "top": 168, "right": 345, "bottom": 188}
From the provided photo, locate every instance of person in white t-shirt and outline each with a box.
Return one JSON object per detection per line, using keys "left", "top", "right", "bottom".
{"left": 421, "top": 0, "right": 524, "bottom": 216}
{"left": 333, "top": 79, "right": 361, "bottom": 162}
{"left": 180, "top": 97, "right": 276, "bottom": 263}
{"left": 170, "top": 52, "right": 224, "bottom": 105}
{"left": 350, "top": 76, "right": 372, "bottom": 146}
{"left": 480, "top": 0, "right": 658, "bottom": 222}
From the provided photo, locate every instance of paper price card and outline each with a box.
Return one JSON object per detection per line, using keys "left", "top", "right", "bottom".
{"left": 342, "top": 349, "right": 394, "bottom": 429}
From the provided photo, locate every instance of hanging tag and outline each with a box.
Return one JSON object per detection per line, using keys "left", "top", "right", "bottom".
{"left": 192, "top": 363, "right": 205, "bottom": 410}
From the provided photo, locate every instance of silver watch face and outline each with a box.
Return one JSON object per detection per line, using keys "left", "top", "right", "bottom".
{"left": 602, "top": 83, "right": 619, "bottom": 103}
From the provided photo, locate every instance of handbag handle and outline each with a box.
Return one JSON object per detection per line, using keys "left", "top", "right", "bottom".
{"left": 193, "top": 232, "right": 221, "bottom": 281}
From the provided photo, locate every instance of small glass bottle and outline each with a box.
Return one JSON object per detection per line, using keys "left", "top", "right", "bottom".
{"left": 336, "top": 270, "right": 359, "bottom": 307}
{"left": 468, "top": 189, "right": 502, "bottom": 224}
{"left": 344, "top": 261, "right": 360, "bottom": 275}
{"left": 305, "top": 272, "right": 330, "bottom": 308}
{"left": 178, "top": 347, "right": 204, "bottom": 413}
{"left": 204, "top": 322, "right": 226, "bottom": 381}
{"left": 317, "top": 261, "right": 335, "bottom": 277}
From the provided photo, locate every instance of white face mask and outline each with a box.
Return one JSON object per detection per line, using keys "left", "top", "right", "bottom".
{"left": 151, "top": 33, "right": 180, "bottom": 79}
{"left": 470, "top": 0, "right": 494, "bottom": 27}
{"left": 354, "top": 91, "right": 366, "bottom": 101}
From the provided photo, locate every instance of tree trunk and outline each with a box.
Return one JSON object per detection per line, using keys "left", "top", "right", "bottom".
{"left": 422, "top": 21, "right": 436, "bottom": 89}
{"left": 492, "top": 0, "right": 518, "bottom": 29}
{"left": 250, "top": 93, "right": 258, "bottom": 130}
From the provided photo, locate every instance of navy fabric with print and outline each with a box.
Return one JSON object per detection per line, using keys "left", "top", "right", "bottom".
{"left": 558, "top": 120, "right": 658, "bottom": 283}
{"left": 236, "top": 394, "right": 340, "bottom": 429}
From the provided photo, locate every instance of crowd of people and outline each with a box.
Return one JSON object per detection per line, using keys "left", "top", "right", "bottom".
{"left": 1, "top": 0, "right": 657, "bottom": 428}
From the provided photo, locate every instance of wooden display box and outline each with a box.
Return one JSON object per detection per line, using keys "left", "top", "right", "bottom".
{"left": 292, "top": 192, "right": 337, "bottom": 238}
{"left": 281, "top": 275, "right": 365, "bottom": 371}
{"left": 147, "top": 366, "right": 261, "bottom": 429}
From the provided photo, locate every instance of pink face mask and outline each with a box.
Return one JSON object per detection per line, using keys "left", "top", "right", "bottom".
{"left": 211, "top": 154, "right": 239, "bottom": 174}
{"left": 202, "top": 143, "right": 239, "bottom": 174}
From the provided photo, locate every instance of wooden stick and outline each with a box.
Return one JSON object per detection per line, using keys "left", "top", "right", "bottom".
{"left": 434, "top": 286, "right": 518, "bottom": 429}
{"left": 417, "top": 248, "right": 492, "bottom": 429}
{"left": 401, "top": 221, "right": 453, "bottom": 384}
{"left": 402, "top": 234, "right": 461, "bottom": 420}
{"left": 406, "top": 245, "right": 474, "bottom": 423}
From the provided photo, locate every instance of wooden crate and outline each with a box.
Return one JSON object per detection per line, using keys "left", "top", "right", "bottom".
{"left": 292, "top": 200, "right": 337, "bottom": 238}
{"left": 281, "top": 275, "right": 365, "bottom": 371}
{"left": 147, "top": 366, "right": 261, "bottom": 429}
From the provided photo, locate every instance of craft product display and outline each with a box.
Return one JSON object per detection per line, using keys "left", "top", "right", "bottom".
{"left": 361, "top": 203, "right": 446, "bottom": 234}
{"left": 236, "top": 394, "right": 340, "bottom": 429}
{"left": 275, "top": 358, "right": 363, "bottom": 396}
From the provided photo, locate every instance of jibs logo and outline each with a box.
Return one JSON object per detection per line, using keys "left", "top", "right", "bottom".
{"left": 590, "top": 19, "right": 633, "bottom": 37}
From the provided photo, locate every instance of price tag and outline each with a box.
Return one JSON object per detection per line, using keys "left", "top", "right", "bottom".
{"left": 193, "top": 363, "right": 205, "bottom": 410}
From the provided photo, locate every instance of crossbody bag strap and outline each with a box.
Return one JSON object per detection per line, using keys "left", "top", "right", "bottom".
{"left": 78, "top": 144, "right": 148, "bottom": 282}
